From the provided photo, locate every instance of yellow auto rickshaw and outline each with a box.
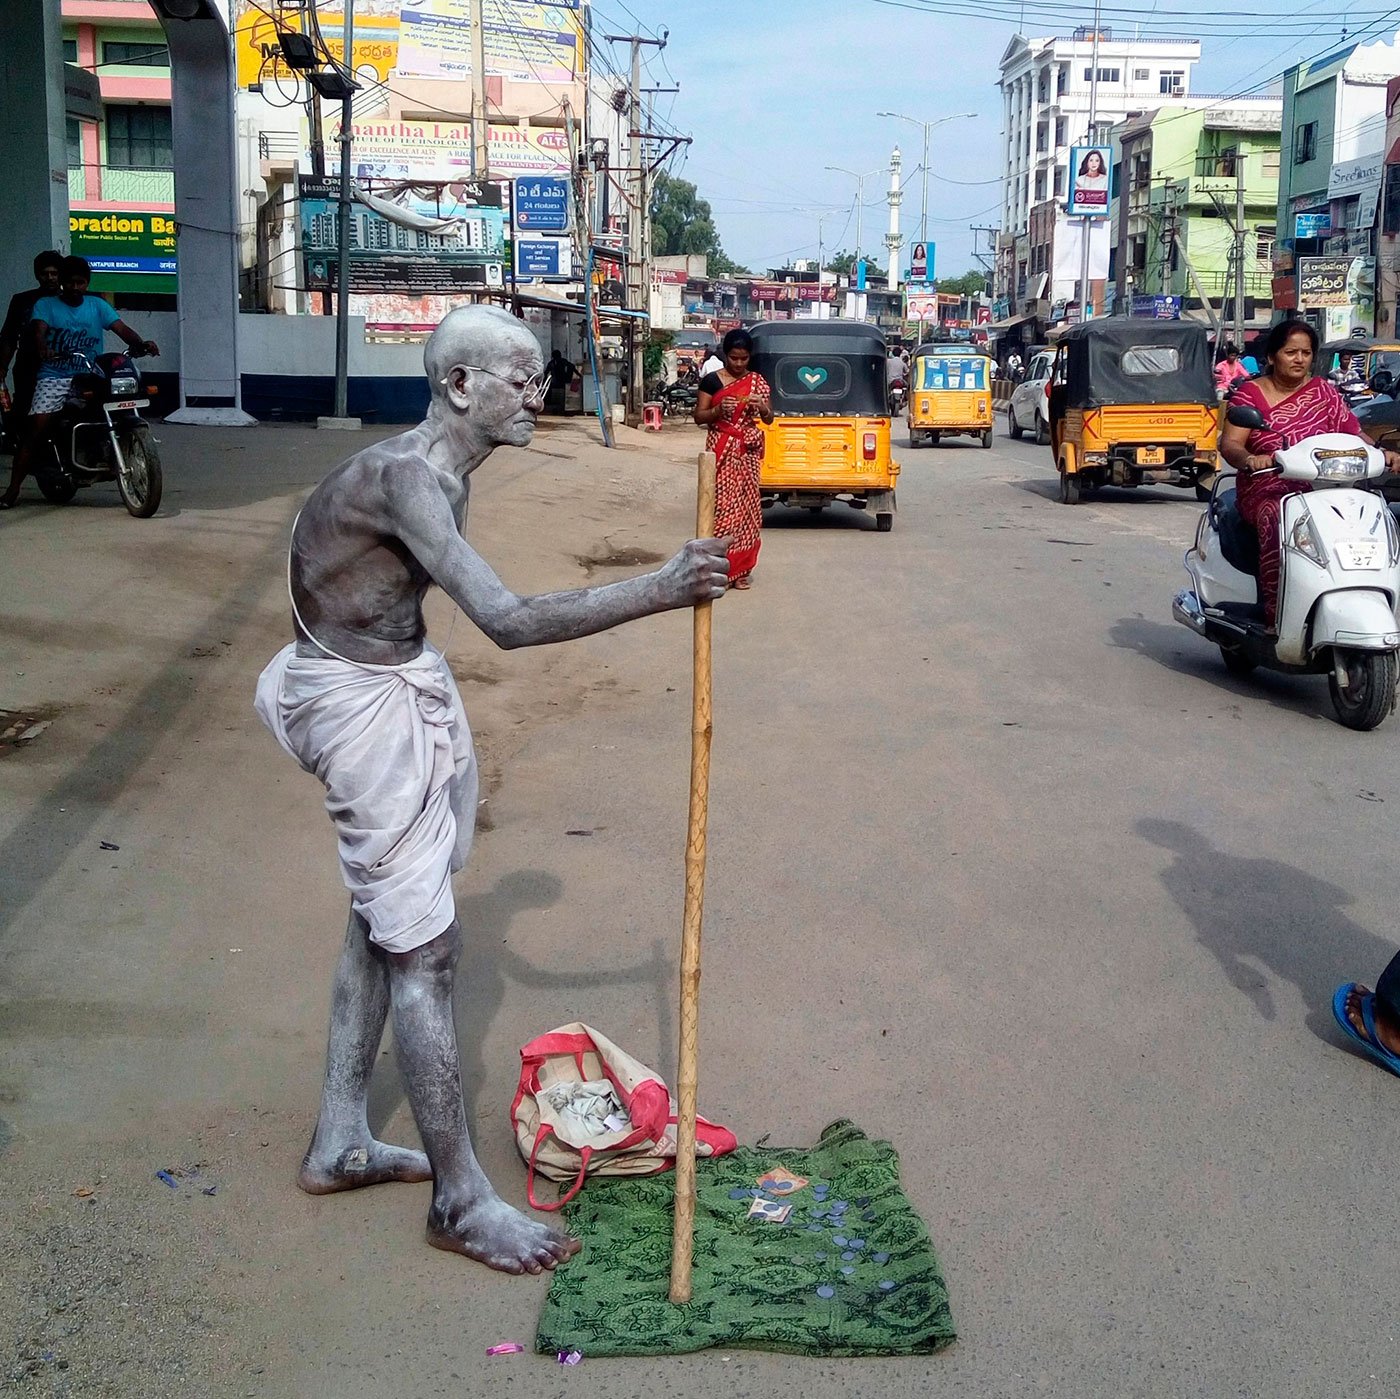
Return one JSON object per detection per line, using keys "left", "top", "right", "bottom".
{"left": 1319, "top": 336, "right": 1400, "bottom": 401}
{"left": 906, "top": 341, "right": 994, "bottom": 448}
{"left": 750, "top": 320, "right": 900, "bottom": 532}
{"left": 1048, "top": 319, "right": 1221, "bottom": 504}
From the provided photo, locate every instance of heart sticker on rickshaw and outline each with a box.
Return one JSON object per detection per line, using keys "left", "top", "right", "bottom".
{"left": 796, "top": 366, "right": 828, "bottom": 390}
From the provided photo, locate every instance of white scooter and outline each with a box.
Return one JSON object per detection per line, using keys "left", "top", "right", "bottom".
{"left": 1172, "top": 401, "right": 1400, "bottom": 730}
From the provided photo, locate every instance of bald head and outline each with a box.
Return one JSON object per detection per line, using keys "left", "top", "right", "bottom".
{"left": 424, "top": 305, "right": 546, "bottom": 449}
{"left": 425, "top": 305, "right": 540, "bottom": 399}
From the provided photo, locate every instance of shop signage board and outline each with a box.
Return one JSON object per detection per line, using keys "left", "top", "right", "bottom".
{"left": 1297, "top": 256, "right": 1354, "bottom": 307}
{"left": 70, "top": 209, "right": 177, "bottom": 294}
{"left": 515, "top": 236, "right": 571, "bottom": 279}
{"left": 513, "top": 176, "right": 570, "bottom": 230}
{"left": 1294, "top": 212, "right": 1331, "bottom": 238}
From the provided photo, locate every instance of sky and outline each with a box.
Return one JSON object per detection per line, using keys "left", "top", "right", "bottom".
{"left": 589, "top": 0, "right": 1396, "bottom": 281}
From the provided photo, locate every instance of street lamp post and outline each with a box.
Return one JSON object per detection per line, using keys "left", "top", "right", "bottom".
{"left": 825, "top": 163, "right": 884, "bottom": 268}
{"left": 875, "top": 110, "right": 976, "bottom": 250}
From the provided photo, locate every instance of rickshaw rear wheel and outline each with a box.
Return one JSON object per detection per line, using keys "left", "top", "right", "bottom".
{"left": 1220, "top": 646, "right": 1255, "bottom": 678}
{"left": 929, "top": 431, "right": 940, "bottom": 446}
{"left": 1058, "top": 467, "right": 1080, "bottom": 505}
{"left": 876, "top": 511, "right": 894, "bottom": 532}
{"left": 981, "top": 430, "right": 993, "bottom": 449}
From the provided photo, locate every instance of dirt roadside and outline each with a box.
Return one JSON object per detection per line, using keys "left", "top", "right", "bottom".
{"left": 0, "top": 415, "right": 722, "bottom": 1398}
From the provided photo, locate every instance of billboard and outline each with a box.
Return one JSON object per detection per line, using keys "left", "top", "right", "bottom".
{"left": 232, "top": 1, "right": 584, "bottom": 89}
{"left": 397, "top": 0, "right": 584, "bottom": 83}
{"left": 1297, "top": 256, "right": 1354, "bottom": 308}
{"left": 1066, "top": 145, "right": 1111, "bottom": 218}
{"left": 70, "top": 209, "right": 177, "bottom": 295}
{"left": 299, "top": 175, "right": 505, "bottom": 297}
{"left": 315, "top": 118, "right": 572, "bottom": 180}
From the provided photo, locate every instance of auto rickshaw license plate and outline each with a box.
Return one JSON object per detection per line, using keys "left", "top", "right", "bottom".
{"left": 1136, "top": 447, "right": 1166, "bottom": 465}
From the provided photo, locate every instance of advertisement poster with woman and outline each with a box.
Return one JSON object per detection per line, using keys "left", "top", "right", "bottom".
{"left": 1067, "top": 146, "right": 1111, "bottom": 217}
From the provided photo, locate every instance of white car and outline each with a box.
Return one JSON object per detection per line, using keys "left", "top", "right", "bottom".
{"left": 1007, "top": 350, "right": 1053, "bottom": 445}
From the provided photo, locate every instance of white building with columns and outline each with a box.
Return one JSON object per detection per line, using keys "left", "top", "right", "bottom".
{"left": 997, "top": 29, "right": 1201, "bottom": 308}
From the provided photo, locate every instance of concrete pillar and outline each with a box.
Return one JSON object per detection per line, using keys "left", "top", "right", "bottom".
{"left": 161, "top": 9, "right": 254, "bottom": 425}
{"left": 0, "top": 0, "right": 68, "bottom": 296}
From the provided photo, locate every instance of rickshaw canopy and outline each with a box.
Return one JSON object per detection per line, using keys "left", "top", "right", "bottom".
{"left": 1057, "top": 319, "right": 1216, "bottom": 410}
{"left": 909, "top": 342, "right": 993, "bottom": 393}
{"left": 747, "top": 320, "right": 888, "bottom": 417}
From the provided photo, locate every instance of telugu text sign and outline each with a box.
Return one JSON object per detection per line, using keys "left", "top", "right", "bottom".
{"left": 232, "top": 2, "right": 400, "bottom": 88}
{"left": 396, "top": 0, "right": 583, "bottom": 83}
{"left": 1297, "top": 256, "right": 1354, "bottom": 308}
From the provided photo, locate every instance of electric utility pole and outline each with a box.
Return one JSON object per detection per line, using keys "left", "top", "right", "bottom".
{"left": 330, "top": 0, "right": 356, "bottom": 425}
{"left": 470, "top": 0, "right": 488, "bottom": 175}
{"left": 1234, "top": 150, "right": 1246, "bottom": 348}
{"left": 605, "top": 31, "right": 668, "bottom": 425}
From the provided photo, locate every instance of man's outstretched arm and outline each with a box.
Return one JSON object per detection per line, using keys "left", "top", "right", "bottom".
{"left": 386, "top": 462, "right": 728, "bottom": 649}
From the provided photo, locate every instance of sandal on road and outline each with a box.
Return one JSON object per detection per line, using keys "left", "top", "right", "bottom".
{"left": 1331, "top": 983, "right": 1400, "bottom": 1080}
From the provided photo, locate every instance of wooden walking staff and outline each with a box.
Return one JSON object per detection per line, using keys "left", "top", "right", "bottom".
{"left": 669, "top": 450, "right": 717, "bottom": 1305}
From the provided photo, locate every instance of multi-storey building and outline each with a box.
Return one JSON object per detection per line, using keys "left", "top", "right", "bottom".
{"left": 63, "top": 0, "right": 176, "bottom": 310}
{"left": 1111, "top": 99, "right": 1281, "bottom": 329}
{"left": 1276, "top": 35, "right": 1400, "bottom": 339}
{"left": 995, "top": 27, "right": 1200, "bottom": 329}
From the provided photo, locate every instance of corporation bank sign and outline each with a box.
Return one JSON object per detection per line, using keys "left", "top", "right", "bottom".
{"left": 70, "top": 211, "right": 178, "bottom": 294}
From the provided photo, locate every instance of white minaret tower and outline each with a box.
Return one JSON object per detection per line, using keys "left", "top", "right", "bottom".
{"left": 885, "top": 146, "right": 903, "bottom": 292}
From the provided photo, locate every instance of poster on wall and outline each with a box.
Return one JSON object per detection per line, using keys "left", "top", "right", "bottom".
{"left": 1066, "top": 145, "right": 1112, "bottom": 217}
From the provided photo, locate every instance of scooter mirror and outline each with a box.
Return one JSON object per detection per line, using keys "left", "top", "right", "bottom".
{"left": 1226, "top": 403, "right": 1266, "bottom": 431}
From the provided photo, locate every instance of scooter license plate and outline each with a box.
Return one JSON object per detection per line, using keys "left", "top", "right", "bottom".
{"left": 1337, "top": 540, "right": 1380, "bottom": 569}
{"left": 1136, "top": 446, "right": 1166, "bottom": 465}
{"left": 109, "top": 399, "right": 148, "bottom": 410}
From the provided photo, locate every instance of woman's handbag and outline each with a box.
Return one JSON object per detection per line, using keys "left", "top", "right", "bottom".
{"left": 511, "top": 1022, "right": 737, "bottom": 1211}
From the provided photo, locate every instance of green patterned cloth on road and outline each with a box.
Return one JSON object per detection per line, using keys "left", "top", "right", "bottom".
{"left": 535, "top": 1120, "right": 956, "bottom": 1357}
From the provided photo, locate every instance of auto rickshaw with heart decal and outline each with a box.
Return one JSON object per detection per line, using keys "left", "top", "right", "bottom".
{"left": 748, "top": 320, "right": 901, "bottom": 532}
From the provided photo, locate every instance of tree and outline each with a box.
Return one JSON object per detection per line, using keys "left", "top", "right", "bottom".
{"left": 935, "top": 270, "right": 989, "bottom": 298}
{"left": 827, "top": 249, "right": 887, "bottom": 282}
{"left": 649, "top": 172, "right": 749, "bottom": 276}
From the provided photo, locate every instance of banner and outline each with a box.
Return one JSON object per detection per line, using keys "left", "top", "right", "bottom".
{"left": 70, "top": 209, "right": 177, "bottom": 294}
{"left": 1067, "top": 145, "right": 1112, "bottom": 218}
{"left": 233, "top": 1, "right": 584, "bottom": 89}
{"left": 320, "top": 119, "right": 572, "bottom": 180}
{"left": 232, "top": 2, "right": 400, "bottom": 88}
{"left": 905, "top": 291, "right": 938, "bottom": 322}
{"left": 397, "top": 0, "right": 583, "bottom": 84}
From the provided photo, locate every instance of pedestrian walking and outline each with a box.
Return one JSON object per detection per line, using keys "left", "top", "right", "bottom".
{"left": 694, "top": 328, "right": 773, "bottom": 591}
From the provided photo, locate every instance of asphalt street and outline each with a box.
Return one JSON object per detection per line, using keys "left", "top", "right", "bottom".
{"left": 3, "top": 413, "right": 1399, "bottom": 1398}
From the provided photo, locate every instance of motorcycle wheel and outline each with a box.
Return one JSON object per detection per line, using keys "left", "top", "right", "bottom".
{"left": 1328, "top": 649, "right": 1398, "bottom": 731}
{"left": 117, "top": 428, "right": 162, "bottom": 518}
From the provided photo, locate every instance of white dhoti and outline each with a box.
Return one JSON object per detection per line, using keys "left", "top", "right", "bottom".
{"left": 254, "top": 643, "right": 478, "bottom": 954}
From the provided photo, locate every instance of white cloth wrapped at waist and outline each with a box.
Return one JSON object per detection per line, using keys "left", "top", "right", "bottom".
{"left": 254, "top": 642, "right": 478, "bottom": 953}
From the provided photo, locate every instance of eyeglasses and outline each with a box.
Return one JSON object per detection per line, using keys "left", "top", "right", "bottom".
{"left": 454, "top": 364, "right": 552, "bottom": 401}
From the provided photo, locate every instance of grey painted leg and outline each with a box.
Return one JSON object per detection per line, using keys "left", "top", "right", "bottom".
{"left": 387, "top": 922, "right": 581, "bottom": 1274}
{"left": 298, "top": 908, "right": 433, "bottom": 1194}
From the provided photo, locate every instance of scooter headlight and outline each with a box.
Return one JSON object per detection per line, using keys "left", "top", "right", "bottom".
{"left": 1312, "top": 447, "right": 1369, "bottom": 481}
{"left": 1289, "top": 512, "right": 1328, "bottom": 568}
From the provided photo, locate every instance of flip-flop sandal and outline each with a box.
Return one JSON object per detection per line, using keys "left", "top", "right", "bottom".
{"left": 1331, "top": 982, "right": 1400, "bottom": 1079}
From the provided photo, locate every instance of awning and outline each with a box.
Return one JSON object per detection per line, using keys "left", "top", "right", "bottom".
{"left": 985, "top": 312, "right": 1037, "bottom": 332}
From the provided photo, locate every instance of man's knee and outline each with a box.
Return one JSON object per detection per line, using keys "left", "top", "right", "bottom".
{"left": 387, "top": 921, "right": 462, "bottom": 983}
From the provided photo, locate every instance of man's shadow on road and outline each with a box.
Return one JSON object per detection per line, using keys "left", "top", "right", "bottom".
{"left": 1137, "top": 818, "right": 1396, "bottom": 1046}
{"left": 366, "top": 868, "right": 672, "bottom": 1141}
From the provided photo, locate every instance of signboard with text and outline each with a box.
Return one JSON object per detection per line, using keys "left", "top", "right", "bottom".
{"left": 512, "top": 176, "right": 570, "bottom": 230}
{"left": 1294, "top": 211, "right": 1332, "bottom": 239}
{"left": 1067, "top": 145, "right": 1112, "bottom": 217}
{"left": 515, "top": 236, "right": 571, "bottom": 279}
{"left": 1297, "top": 256, "right": 1353, "bottom": 307}
{"left": 70, "top": 209, "right": 177, "bottom": 294}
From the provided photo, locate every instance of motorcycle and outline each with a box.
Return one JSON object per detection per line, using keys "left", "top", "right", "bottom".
{"left": 1172, "top": 402, "right": 1400, "bottom": 730}
{"left": 888, "top": 378, "right": 908, "bottom": 416}
{"left": 35, "top": 350, "right": 162, "bottom": 517}
{"left": 661, "top": 379, "right": 699, "bottom": 419}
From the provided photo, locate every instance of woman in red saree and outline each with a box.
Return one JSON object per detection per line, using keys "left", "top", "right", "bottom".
{"left": 694, "top": 328, "right": 773, "bottom": 589}
{"left": 1221, "top": 320, "right": 1398, "bottom": 627}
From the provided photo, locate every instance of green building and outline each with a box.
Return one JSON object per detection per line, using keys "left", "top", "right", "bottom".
{"left": 1111, "top": 99, "right": 1281, "bottom": 327}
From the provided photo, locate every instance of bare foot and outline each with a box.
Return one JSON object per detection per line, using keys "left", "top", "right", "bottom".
{"left": 427, "top": 1193, "right": 582, "bottom": 1274}
{"left": 1343, "top": 984, "right": 1400, "bottom": 1057}
{"left": 298, "top": 1138, "right": 433, "bottom": 1195}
